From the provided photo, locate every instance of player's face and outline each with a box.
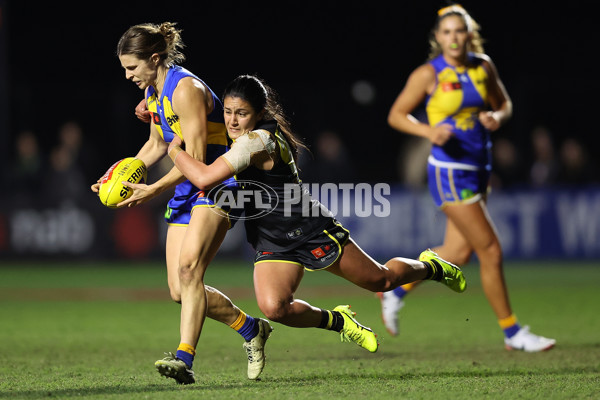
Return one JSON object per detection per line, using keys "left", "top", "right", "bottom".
{"left": 435, "top": 15, "right": 470, "bottom": 60}
{"left": 119, "top": 54, "right": 157, "bottom": 90}
{"left": 223, "top": 96, "right": 264, "bottom": 140}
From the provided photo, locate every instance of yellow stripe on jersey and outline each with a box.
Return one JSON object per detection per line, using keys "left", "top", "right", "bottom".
{"left": 466, "top": 66, "right": 488, "bottom": 102}
{"left": 207, "top": 121, "right": 228, "bottom": 146}
{"left": 147, "top": 95, "right": 164, "bottom": 138}
{"left": 160, "top": 96, "right": 227, "bottom": 145}
{"left": 160, "top": 96, "right": 180, "bottom": 139}
{"left": 273, "top": 128, "right": 300, "bottom": 182}
{"left": 427, "top": 68, "right": 464, "bottom": 127}
{"left": 426, "top": 64, "right": 489, "bottom": 128}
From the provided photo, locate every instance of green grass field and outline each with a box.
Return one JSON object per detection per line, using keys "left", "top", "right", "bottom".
{"left": 0, "top": 261, "right": 599, "bottom": 399}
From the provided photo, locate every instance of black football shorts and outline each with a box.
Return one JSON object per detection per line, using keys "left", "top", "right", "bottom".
{"left": 253, "top": 221, "right": 350, "bottom": 271}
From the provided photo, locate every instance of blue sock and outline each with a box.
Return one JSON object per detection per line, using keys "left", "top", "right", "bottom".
{"left": 231, "top": 311, "right": 259, "bottom": 341}
{"left": 499, "top": 314, "right": 521, "bottom": 338}
{"left": 392, "top": 286, "right": 408, "bottom": 299}
{"left": 503, "top": 324, "right": 521, "bottom": 338}
{"left": 175, "top": 343, "right": 195, "bottom": 368}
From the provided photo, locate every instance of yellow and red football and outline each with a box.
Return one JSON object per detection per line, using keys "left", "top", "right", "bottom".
{"left": 98, "top": 157, "right": 147, "bottom": 208}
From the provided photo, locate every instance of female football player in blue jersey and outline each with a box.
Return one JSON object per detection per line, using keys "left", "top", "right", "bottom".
{"left": 382, "top": 4, "right": 555, "bottom": 352}
{"left": 163, "top": 74, "right": 467, "bottom": 356}
{"left": 92, "top": 22, "right": 271, "bottom": 384}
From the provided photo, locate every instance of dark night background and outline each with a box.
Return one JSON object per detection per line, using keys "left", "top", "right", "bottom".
{"left": 1, "top": 0, "right": 597, "bottom": 186}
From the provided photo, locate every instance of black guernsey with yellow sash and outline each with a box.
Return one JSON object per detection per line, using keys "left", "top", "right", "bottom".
{"left": 236, "top": 120, "right": 343, "bottom": 256}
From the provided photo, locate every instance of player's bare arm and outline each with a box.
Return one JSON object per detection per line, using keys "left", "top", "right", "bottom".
{"left": 388, "top": 64, "right": 454, "bottom": 146}
{"left": 479, "top": 56, "right": 513, "bottom": 131}
{"left": 167, "top": 134, "right": 232, "bottom": 190}
{"left": 115, "top": 124, "right": 168, "bottom": 207}
{"left": 121, "top": 79, "right": 208, "bottom": 207}
{"left": 135, "top": 124, "right": 169, "bottom": 167}
{"left": 175, "top": 77, "right": 210, "bottom": 163}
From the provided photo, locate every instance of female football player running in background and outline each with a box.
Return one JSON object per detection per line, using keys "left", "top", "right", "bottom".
{"left": 382, "top": 4, "right": 555, "bottom": 352}
{"left": 162, "top": 74, "right": 467, "bottom": 355}
{"left": 91, "top": 22, "right": 271, "bottom": 384}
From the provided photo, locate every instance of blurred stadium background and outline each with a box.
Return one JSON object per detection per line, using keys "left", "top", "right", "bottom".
{"left": 0, "top": 1, "right": 598, "bottom": 263}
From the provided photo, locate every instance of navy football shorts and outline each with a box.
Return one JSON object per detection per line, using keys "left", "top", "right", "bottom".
{"left": 427, "top": 162, "right": 490, "bottom": 208}
{"left": 165, "top": 177, "right": 242, "bottom": 229}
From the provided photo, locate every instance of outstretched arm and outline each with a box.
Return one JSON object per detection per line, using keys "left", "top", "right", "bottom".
{"left": 167, "top": 128, "right": 274, "bottom": 190}
{"left": 167, "top": 135, "right": 233, "bottom": 190}
{"left": 118, "top": 78, "right": 211, "bottom": 207}
{"left": 116, "top": 123, "right": 173, "bottom": 208}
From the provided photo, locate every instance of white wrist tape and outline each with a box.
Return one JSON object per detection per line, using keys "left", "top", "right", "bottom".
{"left": 221, "top": 130, "right": 276, "bottom": 174}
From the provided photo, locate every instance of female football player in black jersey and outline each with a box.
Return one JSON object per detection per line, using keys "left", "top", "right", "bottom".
{"left": 149, "top": 74, "right": 468, "bottom": 354}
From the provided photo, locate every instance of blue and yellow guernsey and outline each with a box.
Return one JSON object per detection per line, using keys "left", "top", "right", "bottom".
{"left": 146, "top": 65, "right": 227, "bottom": 147}
{"left": 146, "top": 66, "right": 229, "bottom": 217}
{"left": 425, "top": 53, "right": 491, "bottom": 170}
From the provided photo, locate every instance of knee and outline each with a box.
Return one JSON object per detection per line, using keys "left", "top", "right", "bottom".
{"left": 435, "top": 246, "right": 473, "bottom": 266}
{"left": 370, "top": 276, "right": 390, "bottom": 292}
{"left": 484, "top": 241, "right": 503, "bottom": 262}
{"left": 166, "top": 275, "right": 181, "bottom": 302}
{"left": 258, "top": 299, "right": 289, "bottom": 323}
{"left": 169, "top": 287, "right": 181, "bottom": 303}
{"left": 477, "top": 240, "right": 503, "bottom": 265}
{"left": 453, "top": 248, "right": 474, "bottom": 266}
{"left": 177, "top": 256, "right": 203, "bottom": 284}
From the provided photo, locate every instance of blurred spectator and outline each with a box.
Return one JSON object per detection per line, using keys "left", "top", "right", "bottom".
{"left": 395, "top": 136, "right": 430, "bottom": 188}
{"left": 557, "top": 137, "right": 597, "bottom": 185}
{"left": 529, "top": 125, "right": 559, "bottom": 187}
{"left": 490, "top": 137, "right": 524, "bottom": 189}
{"left": 299, "top": 129, "right": 357, "bottom": 184}
{"left": 59, "top": 120, "right": 83, "bottom": 155}
{"left": 42, "top": 143, "right": 87, "bottom": 206}
{"left": 7, "top": 129, "right": 44, "bottom": 202}
{"left": 57, "top": 120, "right": 98, "bottom": 183}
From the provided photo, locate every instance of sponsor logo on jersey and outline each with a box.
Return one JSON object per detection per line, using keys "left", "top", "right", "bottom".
{"left": 441, "top": 82, "right": 462, "bottom": 92}
{"left": 151, "top": 112, "right": 161, "bottom": 125}
{"left": 166, "top": 115, "right": 179, "bottom": 126}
